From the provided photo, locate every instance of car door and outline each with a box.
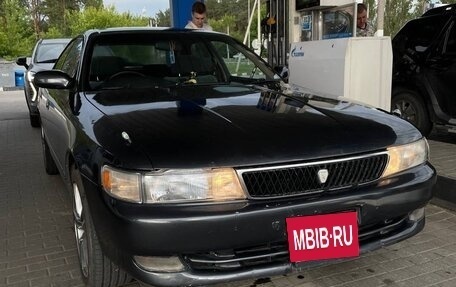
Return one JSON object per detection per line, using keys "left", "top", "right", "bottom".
{"left": 424, "top": 18, "right": 456, "bottom": 119}
{"left": 39, "top": 37, "right": 83, "bottom": 175}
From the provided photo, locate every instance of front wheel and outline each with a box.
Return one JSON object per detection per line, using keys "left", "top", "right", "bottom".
{"left": 391, "top": 90, "right": 432, "bottom": 136}
{"left": 71, "top": 167, "right": 132, "bottom": 287}
{"left": 41, "top": 128, "right": 59, "bottom": 175}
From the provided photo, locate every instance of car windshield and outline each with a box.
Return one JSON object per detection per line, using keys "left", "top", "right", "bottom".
{"left": 87, "top": 32, "right": 275, "bottom": 91}
{"left": 35, "top": 42, "right": 69, "bottom": 63}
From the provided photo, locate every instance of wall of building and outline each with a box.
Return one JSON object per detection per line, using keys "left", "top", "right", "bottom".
{"left": 0, "top": 61, "right": 26, "bottom": 90}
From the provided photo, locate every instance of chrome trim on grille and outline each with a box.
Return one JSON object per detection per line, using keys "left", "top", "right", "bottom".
{"left": 237, "top": 151, "right": 388, "bottom": 173}
{"left": 236, "top": 151, "right": 389, "bottom": 199}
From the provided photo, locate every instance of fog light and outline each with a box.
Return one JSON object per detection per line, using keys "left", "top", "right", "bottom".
{"left": 409, "top": 207, "right": 425, "bottom": 222}
{"left": 134, "top": 255, "right": 185, "bottom": 272}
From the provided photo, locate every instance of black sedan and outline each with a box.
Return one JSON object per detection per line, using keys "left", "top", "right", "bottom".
{"left": 16, "top": 38, "right": 71, "bottom": 127}
{"left": 33, "top": 28, "right": 436, "bottom": 287}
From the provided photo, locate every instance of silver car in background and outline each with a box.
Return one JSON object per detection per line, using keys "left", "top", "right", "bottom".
{"left": 16, "top": 38, "right": 71, "bottom": 127}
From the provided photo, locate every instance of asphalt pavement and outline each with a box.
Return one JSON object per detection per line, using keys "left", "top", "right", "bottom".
{"left": 1, "top": 90, "right": 456, "bottom": 287}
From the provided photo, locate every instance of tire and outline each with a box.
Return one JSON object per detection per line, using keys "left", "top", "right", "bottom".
{"left": 30, "top": 113, "right": 40, "bottom": 128}
{"left": 24, "top": 91, "right": 40, "bottom": 128}
{"left": 71, "top": 166, "right": 133, "bottom": 287}
{"left": 41, "top": 128, "right": 59, "bottom": 175}
{"left": 391, "top": 90, "right": 432, "bottom": 136}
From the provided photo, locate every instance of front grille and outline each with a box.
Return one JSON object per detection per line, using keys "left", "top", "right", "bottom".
{"left": 183, "top": 215, "right": 407, "bottom": 272}
{"left": 239, "top": 153, "right": 388, "bottom": 198}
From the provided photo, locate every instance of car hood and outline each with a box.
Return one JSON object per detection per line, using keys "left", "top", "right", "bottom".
{"left": 85, "top": 84, "right": 421, "bottom": 169}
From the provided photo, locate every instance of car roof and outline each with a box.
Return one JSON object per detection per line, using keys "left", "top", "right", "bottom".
{"left": 422, "top": 4, "right": 456, "bottom": 17}
{"left": 82, "top": 27, "right": 222, "bottom": 37}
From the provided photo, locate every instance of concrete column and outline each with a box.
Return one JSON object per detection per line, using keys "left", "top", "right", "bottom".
{"left": 170, "top": 0, "right": 196, "bottom": 28}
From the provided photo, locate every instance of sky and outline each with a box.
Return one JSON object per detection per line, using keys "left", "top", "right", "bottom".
{"left": 103, "top": 0, "right": 170, "bottom": 18}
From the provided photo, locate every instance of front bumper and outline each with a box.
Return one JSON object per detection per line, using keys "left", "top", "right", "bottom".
{"left": 81, "top": 163, "right": 435, "bottom": 287}
{"left": 135, "top": 212, "right": 425, "bottom": 287}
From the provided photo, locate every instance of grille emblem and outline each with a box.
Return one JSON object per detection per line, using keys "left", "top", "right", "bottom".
{"left": 317, "top": 169, "right": 329, "bottom": 184}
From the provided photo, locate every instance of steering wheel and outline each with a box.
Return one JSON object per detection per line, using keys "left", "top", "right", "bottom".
{"left": 108, "top": 71, "right": 146, "bottom": 80}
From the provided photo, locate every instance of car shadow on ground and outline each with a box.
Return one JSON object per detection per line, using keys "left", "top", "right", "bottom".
{"left": 428, "top": 128, "right": 456, "bottom": 144}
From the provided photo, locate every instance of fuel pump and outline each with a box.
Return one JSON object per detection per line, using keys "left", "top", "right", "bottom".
{"left": 263, "top": 0, "right": 289, "bottom": 69}
{"left": 287, "top": 0, "right": 393, "bottom": 111}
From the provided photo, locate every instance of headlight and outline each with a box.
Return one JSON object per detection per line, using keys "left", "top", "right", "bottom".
{"left": 26, "top": 71, "right": 38, "bottom": 100}
{"left": 382, "top": 138, "right": 429, "bottom": 178}
{"left": 26, "top": 70, "right": 35, "bottom": 82}
{"left": 101, "top": 166, "right": 246, "bottom": 204}
{"left": 101, "top": 166, "right": 141, "bottom": 203}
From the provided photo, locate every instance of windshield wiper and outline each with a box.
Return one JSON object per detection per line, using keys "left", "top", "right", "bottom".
{"left": 251, "top": 78, "right": 280, "bottom": 85}
{"left": 99, "top": 86, "right": 126, "bottom": 90}
{"left": 244, "top": 79, "right": 282, "bottom": 90}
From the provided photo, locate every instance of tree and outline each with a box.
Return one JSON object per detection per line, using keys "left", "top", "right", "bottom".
{"left": 43, "top": 0, "right": 81, "bottom": 35}
{"left": 43, "top": 0, "right": 102, "bottom": 36}
{"left": 66, "top": 6, "right": 148, "bottom": 36}
{"left": 23, "top": 0, "right": 102, "bottom": 39}
{"left": 384, "top": 0, "right": 415, "bottom": 37}
{"left": 206, "top": 0, "right": 251, "bottom": 41}
{"left": 210, "top": 14, "right": 236, "bottom": 36}
{"left": 25, "top": 0, "right": 45, "bottom": 39}
{"left": 2, "top": 0, "right": 455, "bottom": 60}
{"left": 154, "top": 9, "right": 170, "bottom": 27}
{"left": 81, "top": 0, "right": 101, "bottom": 8}
{"left": 365, "top": 0, "right": 377, "bottom": 29}
{"left": 0, "top": 0, "right": 35, "bottom": 59}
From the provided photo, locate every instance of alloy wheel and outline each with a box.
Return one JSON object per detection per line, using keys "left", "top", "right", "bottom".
{"left": 73, "top": 183, "right": 89, "bottom": 277}
{"left": 394, "top": 99, "right": 417, "bottom": 125}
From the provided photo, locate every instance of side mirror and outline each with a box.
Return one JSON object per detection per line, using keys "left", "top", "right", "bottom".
{"left": 34, "top": 70, "right": 74, "bottom": 90}
{"left": 16, "top": 57, "right": 29, "bottom": 69}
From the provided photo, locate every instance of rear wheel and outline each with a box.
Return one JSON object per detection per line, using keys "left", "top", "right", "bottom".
{"left": 41, "top": 128, "right": 59, "bottom": 175}
{"left": 391, "top": 90, "right": 432, "bottom": 136}
{"left": 71, "top": 166, "right": 133, "bottom": 287}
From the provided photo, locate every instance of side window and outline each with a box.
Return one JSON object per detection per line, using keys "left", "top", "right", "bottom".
{"left": 189, "top": 42, "right": 217, "bottom": 75}
{"left": 108, "top": 45, "right": 168, "bottom": 65}
{"left": 211, "top": 40, "right": 265, "bottom": 80}
{"left": 444, "top": 22, "right": 456, "bottom": 55}
{"left": 54, "top": 37, "right": 83, "bottom": 77}
{"left": 191, "top": 42, "right": 211, "bottom": 58}
{"left": 395, "top": 16, "right": 449, "bottom": 53}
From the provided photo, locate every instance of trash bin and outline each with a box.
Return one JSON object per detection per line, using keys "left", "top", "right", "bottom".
{"left": 15, "top": 70, "right": 24, "bottom": 87}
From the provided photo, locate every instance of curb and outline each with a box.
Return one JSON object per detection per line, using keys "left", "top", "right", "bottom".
{"left": 431, "top": 175, "right": 456, "bottom": 211}
{"left": 0, "top": 86, "right": 23, "bottom": 92}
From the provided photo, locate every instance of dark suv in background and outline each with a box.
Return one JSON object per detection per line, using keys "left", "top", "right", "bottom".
{"left": 16, "top": 38, "right": 70, "bottom": 127}
{"left": 392, "top": 4, "right": 456, "bottom": 136}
